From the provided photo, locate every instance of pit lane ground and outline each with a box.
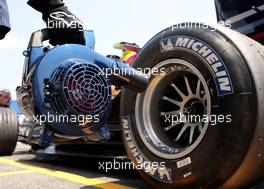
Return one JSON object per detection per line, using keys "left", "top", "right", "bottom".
{"left": 0, "top": 142, "right": 264, "bottom": 189}
{"left": 0, "top": 142, "right": 149, "bottom": 189}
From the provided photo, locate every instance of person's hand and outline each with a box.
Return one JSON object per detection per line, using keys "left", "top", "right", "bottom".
{"left": 27, "top": 0, "right": 85, "bottom": 46}
{"left": 0, "top": 25, "right": 10, "bottom": 40}
{"left": 44, "top": 9, "right": 85, "bottom": 45}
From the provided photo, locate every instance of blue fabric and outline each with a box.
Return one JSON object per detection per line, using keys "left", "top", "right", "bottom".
{"left": 0, "top": 0, "right": 10, "bottom": 29}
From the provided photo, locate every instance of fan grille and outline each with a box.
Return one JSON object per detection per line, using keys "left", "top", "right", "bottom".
{"left": 51, "top": 60, "right": 111, "bottom": 118}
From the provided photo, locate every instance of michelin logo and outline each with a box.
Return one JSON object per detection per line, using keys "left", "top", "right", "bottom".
{"left": 122, "top": 117, "right": 172, "bottom": 183}
{"left": 160, "top": 36, "right": 233, "bottom": 96}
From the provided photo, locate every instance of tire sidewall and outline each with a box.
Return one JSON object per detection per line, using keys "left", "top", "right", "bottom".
{"left": 121, "top": 27, "right": 257, "bottom": 188}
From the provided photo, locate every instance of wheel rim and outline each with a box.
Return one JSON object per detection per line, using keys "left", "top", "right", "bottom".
{"left": 135, "top": 59, "right": 211, "bottom": 159}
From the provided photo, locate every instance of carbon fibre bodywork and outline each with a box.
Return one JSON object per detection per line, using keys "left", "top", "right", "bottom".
{"left": 215, "top": 0, "right": 264, "bottom": 44}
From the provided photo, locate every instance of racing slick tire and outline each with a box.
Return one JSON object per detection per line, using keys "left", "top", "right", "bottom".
{"left": 0, "top": 107, "right": 18, "bottom": 155}
{"left": 120, "top": 23, "right": 264, "bottom": 189}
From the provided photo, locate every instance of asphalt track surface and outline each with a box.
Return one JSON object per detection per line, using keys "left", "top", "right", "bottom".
{"left": 1, "top": 143, "right": 264, "bottom": 189}
{"left": 0, "top": 142, "right": 150, "bottom": 189}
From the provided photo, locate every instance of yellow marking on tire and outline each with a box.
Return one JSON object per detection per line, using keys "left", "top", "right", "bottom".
{"left": 0, "top": 158, "right": 137, "bottom": 189}
{"left": 0, "top": 170, "right": 34, "bottom": 176}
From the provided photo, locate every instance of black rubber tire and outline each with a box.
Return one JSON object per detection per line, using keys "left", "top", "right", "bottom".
{"left": 120, "top": 24, "right": 264, "bottom": 189}
{"left": 0, "top": 107, "right": 18, "bottom": 155}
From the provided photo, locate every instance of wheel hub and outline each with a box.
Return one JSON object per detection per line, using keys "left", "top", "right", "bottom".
{"left": 135, "top": 59, "right": 211, "bottom": 159}
{"left": 183, "top": 99, "right": 204, "bottom": 117}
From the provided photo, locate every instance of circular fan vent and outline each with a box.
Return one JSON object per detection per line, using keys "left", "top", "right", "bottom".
{"left": 51, "top": 60, "right": 112, "bottom": 118}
